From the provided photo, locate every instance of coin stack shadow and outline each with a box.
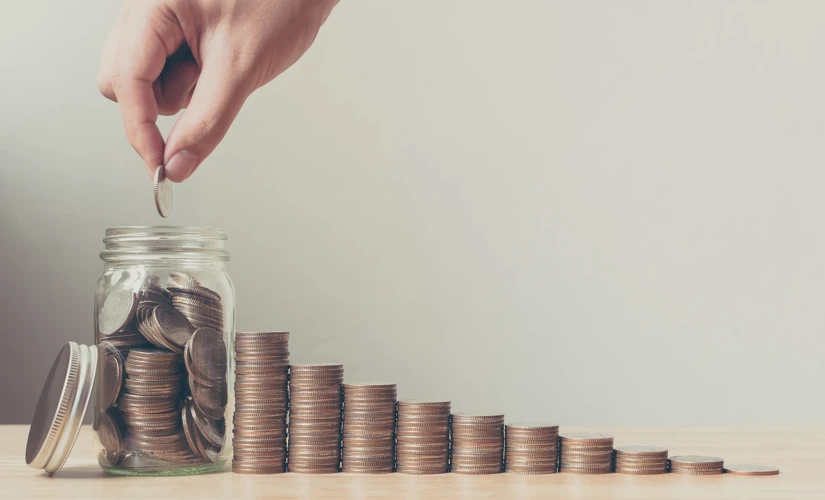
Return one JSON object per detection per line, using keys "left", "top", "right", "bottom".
{"left": 287, "top": 364, "right": 344, "bottom": 474}
{"left": 232, "top": 331, "right": 290, "bottom": 474}
{"left": 504, "top": 423, "right": 559, "bottom": 474}
{"left": 669, "top": 455, "right": 724, "bottom": 475}
{"left": 395, "top": 400, "right": 451, "bottom": 475}
{"left": 613, "top": 445, "right": 669, "bottom": 475}
{"left": 341, "top": 383, "right": 397, "bottom": 473}
{"left": 558, "top": 433, "right": 614, "bottom": 474}
{"left": 118, "top": 349, "right": 198, "bottom": 464}
{"left": 450, "top": 414, "right": 505, "bottom": 474}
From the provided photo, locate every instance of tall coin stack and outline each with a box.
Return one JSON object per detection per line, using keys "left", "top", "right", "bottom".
{"left": 395, "top": 400, "right": 451, "bottom": 475}
{"left": 450, "top": 414, "right": 505, "bottom": 474}
{"left": 232, "top": 331, "right": 290, "bottom": 474}
{"left": 342, "top": 383, "right": 397, "bottom": 473}
{"left": 614, "top": 445, "right": 669, "bottom": 475}
{"left": 668, "top": 455, "right": 724, "bottom": 475}
{"left": 504, "top": 423, "right": 559, "bottom": 474}
{"left": 287, "top": 364, "right": 344, "bottom": 473}
{"left": 558, "top": 433, "right": 614, "bottom": 474}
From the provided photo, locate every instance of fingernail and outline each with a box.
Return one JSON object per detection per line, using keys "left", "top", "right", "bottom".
{"left": 164, "top": 150, "right": 198, "bottom": 182}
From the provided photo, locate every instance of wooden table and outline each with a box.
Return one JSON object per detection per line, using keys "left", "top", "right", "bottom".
{"left": 1, "top": 425, "right": 822, "bottom": 499}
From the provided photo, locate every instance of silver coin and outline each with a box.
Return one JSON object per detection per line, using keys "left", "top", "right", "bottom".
{"left": 99, "top": 289, "right": 138, "bottom": 335}
{"left": 153, "top": 164, "right": 173, "bottom": 218}
{"left": 723, "top": 464, "right": 780, "bottom": 475}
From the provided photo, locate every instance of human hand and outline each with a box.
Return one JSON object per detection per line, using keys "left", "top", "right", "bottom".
{"left": 98, "top": 0, "right": 339, "bottom": 182}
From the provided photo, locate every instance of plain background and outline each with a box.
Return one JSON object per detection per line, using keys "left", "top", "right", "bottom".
{"left": 2, "top": 1, "right": 824, "bottom": 425}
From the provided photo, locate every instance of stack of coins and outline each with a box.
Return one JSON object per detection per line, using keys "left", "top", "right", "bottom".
{"left": 450, "top": 414, "right": 505, "bottom": 474}
{"left": 669, "top": 455, "right": 724, "bottom": 475}
{"left": 118, "top": 348, "right": 199, "bottom": 463}
{"left": 613, "top": 445, "right": 669, "bottom": 475}
{"left": 287, "top": 364, "right": 344, "bottom": 473}
{"left": 559, "top": 433, "right": 614, "bottom": 474}
{"left": 342, "top": 383, "right": 397, "bottom": 473}
{"left": 395, "top": 400, "right": 451, "bottom": 474}
{"left": 504, "top": 422, "right": 559, "bottom": 474}
{"left": 232, "top": 331, "right": 290, "bottom": 474}
{"left": 167, "top": 272, "right": 224, "bottom": 332}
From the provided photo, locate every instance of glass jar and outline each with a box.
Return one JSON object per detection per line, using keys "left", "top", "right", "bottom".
{"left": 93, "top": 226, "right": 235, "bottom": 475}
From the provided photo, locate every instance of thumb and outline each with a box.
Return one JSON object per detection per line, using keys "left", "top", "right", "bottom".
{"left": 163, "top": 63, "right": 254, "bottom": 182}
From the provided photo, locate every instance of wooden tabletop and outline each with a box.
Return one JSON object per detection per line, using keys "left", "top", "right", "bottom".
{"left": 1, "top": 425, "right": 822, "bottom": 499}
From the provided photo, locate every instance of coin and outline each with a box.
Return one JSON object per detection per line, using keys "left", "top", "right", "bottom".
{"left": 153, "top": 304, "right": 195, "bottom": 348}
{"left": 99, "top": 289, "right": 138, "bottom": 335}
{"left": 153, "top": 164, "right": 173, "bottom": 217}
{"left": 99, "top": 350, "right": 123, "bottom": 410}
{"left": 723, "top": 464, "right": 779, "bottom": 476}
{"left": 669, "top": 455, "right": 724, "bottom": 467}
{"left": 95, "top": 409, "right": 124, "bottom": 466}
{"left": 614, "top": 445, "right": 668, "bottom": 456}
{"left": 186, "top": 327, "right": 226, "bottom": 384}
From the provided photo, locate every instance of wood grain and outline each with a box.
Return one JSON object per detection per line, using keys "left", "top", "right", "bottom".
{"left": 1, "top": 425, "right": 822, "bottom": 499}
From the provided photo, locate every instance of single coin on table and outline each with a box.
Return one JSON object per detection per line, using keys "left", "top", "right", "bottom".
{"left": 153, "top": 164, "right": 173, "bottom": 218}
{"left": 724, "top": 464, "right": 780, "bottom": 476}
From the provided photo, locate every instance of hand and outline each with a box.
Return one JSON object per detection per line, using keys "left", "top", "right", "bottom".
{"left": 98, "top": 0, "right": 339, "bottom": 182}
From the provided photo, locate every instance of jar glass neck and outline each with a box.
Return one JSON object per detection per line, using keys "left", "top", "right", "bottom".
{"left": 100, "top": 226, "right": 230, "bottom": 264}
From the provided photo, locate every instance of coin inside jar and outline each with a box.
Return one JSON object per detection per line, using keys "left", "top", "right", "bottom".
{"left": 186, "top": 328, "right": 226, "bottom": 384}
{"left": 190, "top": 376, "right": 227, "bottom": 417}
{"left": 98, "top": 350, "right": 123, "bottom": 410}
{"left": 95, "top": 410, "right": 124, "bottom": 467}
{"left": 99, "top": 289, "right": 138, "bottom": 335}
{"left": 153, "top": 304, "right": 195, "bottom": 348}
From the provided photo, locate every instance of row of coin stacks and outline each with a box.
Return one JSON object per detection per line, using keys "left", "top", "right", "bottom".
{"left": 232, "top": 332, "right": 757, "bottom": 475}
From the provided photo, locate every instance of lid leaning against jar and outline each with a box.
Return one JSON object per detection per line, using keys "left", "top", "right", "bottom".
{"left": 26, "top": 342, "right": 98, "bottom": 475}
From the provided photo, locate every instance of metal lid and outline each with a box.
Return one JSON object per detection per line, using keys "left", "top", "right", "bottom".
{"left": 26, "top": 342, "right": 98, "bottom": 475}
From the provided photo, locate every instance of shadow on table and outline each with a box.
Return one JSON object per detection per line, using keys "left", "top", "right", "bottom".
{"left": 53, "top": 467, "right": 110, "bottom": 479}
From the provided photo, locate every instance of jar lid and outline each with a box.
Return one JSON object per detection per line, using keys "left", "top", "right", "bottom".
{"left": 26, "top": 342, "right": 98, "bottom": 475}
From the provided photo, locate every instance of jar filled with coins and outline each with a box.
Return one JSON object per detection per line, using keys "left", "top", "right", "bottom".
{"left": 92, "top": 226, "right": 235, "bottom": 474}
{"left": 25, "top": 226, "right": 236, "bottom": 476}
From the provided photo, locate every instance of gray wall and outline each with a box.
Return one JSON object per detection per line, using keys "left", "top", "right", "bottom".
{"left": 2, "top": 1, "right": 824, "bottom": 425}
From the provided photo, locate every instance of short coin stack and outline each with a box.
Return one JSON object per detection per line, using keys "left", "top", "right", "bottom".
{"left": 232, "top": 331, "right": 290, "bottom": 474}
{"left": 342, "top": 383, "right": 397, "bottom": 473}
{"left": 287, "top": 364, "right": 344, "bottom": 473}
{"left": 559, "top": 433, "right": 614, "bottom": 474}
{"left": 504, "top": 422, "right": 559, "bottom": 474}
{"left": 167, "top": 272, "right": 224, "bottom": 332}
{"left": 118, "top": 348, "right": 199, "bottom": 464}
{"left": 450, "top": 414, "right": 505, "bottom": 474}
{"left": 669, "top": 455, "right": 724, "bottom": 475}
{"left": 613, "top": 445, "right": 669, "bottom": 475}
{"left": 395, "top": 400, "right": 451, "bottom": 474}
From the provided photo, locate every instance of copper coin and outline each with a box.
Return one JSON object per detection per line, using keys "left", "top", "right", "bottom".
{"left": 614, "top": 445, "right": 668, "bottom": 456}
{"left": 186, "top": 327, "right": 226, "bottom": 384}
{"left": 669, "top": 455, "right": 724, "bottom": 468}
{"left": 153, "top": 304, "right": 194, "bottom": 347}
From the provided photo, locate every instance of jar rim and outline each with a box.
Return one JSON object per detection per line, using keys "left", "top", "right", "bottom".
{"left": 104, "top": 226, "right": 227, "bottom": 240}
{"left": 101, "top": 226, "right": 230, "bottom": 262}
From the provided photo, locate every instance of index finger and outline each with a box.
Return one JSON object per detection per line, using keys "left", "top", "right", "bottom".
{"left": 112, "top": 8, "right": 184, "bottom": 176}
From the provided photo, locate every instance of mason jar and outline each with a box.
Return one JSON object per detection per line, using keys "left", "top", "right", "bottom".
{"left": 90, "top": 226, "right": 235, "bottom": 475}
{"left": 25, "top": 226, "right": 236, "bottom": 477}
